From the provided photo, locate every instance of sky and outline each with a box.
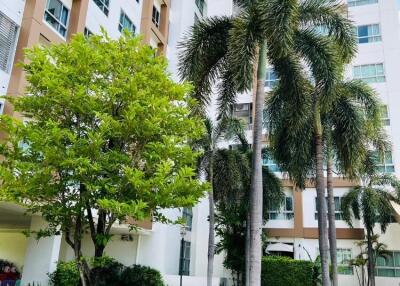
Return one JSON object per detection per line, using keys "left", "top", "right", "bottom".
{"left": 398, "top": 0, "right": 400, "bottom": 8}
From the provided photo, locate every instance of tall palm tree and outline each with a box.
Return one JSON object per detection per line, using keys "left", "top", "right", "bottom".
{"left": 179, "top": 1, "right": 355, "bottom": 284}
{"left": 342, "top": 170, "right": 400, "bottom": 286}
{"left": 323, "top": 80, "right": 384, "bottom": 286}
{"left": 194, "top": 117, "right": 246, "bottom": 286}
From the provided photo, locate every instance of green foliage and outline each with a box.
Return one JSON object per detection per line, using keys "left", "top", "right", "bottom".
{"left": 119, "top": 265, "right": 165, "bottom": 286}
{"left": 48, "top": 261, "right": 81, "bottom": 286}
{"left": 262, "top": 256, "right": 314, "bottom": 286}
{"left": 49, "top": 258, "right": 165, "bottom": 286}
{"left": 214, "top": 146, "right": 284, "bottom": 281}
{"left": 0, "top": 32, "right": 207, "bottom": 255}
{"left": 90, "top": 257, "right": 124, "bottom": 286}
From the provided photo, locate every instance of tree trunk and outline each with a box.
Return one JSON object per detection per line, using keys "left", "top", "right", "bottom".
{"left": 314, "top": 102, "right": 330, "bottom": 286}
{"left": 249, "top": 40, "right": 267, "bottom": 286}
{"left": 74, "top": 214, "right": 92, "bottom": 286}
{"left": 245, "top": 211, "right": 251, "bottom": 286}
{"left": 94, "top": 209, "right": 107, "bottom": 258}
{"left": 207, "top": 154, "right": 215, "bottom": 286}
{"left": 327, "top": 154, "right": 338, "bottom": 286}
{"left": 366, "top": 230, "right": 375, "bottom": 286}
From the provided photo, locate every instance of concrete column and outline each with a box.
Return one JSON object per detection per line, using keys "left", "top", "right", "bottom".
{"left": 20, "top": 216, "right": 62, "bottom": 285}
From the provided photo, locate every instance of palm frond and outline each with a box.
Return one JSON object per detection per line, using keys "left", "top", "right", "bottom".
{"left": 178, "top": 17, "right": 233, "bottom": 109}
{"left": 263, "top": 0, "right": 298, "bottom": 59}
{"left": 294, "top": 28, "right": 339, "bottom": 93}
{"left": 227, "top": 3, "right": 262, "bottom": 92}
{"left": 299, "top": 0, "right": 357, "bottom": 63}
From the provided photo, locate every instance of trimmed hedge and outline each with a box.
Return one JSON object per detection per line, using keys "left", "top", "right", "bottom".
{"left": 48, "top": 258, "right": 165, "bottom": 286}
{"left": 262, "top": 256, "right": 313, "bottom": 286}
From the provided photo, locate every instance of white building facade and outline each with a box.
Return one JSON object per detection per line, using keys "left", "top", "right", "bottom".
{"left": 0, "top": 0, "right": 233, "bottom": 285}
{"left": 229, "top": 0, "right": 400, "bottom": 285}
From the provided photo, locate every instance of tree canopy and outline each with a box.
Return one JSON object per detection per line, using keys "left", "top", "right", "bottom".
{"left": 0, "top": 31, "right": 208, "bottom": 271}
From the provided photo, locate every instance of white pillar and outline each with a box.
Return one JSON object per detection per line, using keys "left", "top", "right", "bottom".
{"left": 20, "top": 216, "right": 62, "bottom": 286}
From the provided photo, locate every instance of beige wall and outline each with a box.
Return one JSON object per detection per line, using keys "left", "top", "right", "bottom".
{"left": 0, "top": 232, "right": 28, "bottom": 269}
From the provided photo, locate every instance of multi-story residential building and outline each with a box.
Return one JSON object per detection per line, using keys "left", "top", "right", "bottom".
{"left": 0, "top": 0, "right": 233, "bottom": 285}
{"left": 230, "top": 1, "right": 400, "bottom": 285}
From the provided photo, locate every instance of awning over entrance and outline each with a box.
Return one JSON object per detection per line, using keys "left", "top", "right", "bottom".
{"left": 390, "top": 201, "right": 400, "bottom": 223}
{"left": 266, "top": 243, "right": 294, "bottom": 253}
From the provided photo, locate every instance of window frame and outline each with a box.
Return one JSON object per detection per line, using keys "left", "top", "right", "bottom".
{"left": 373, "top": 150, "right": 395, "bottom": 174}
{"left": 233, "top": 103, "right": 253, "bottom": 130}
{"left": 152, "top": 5, "right": 161, "bottom": 28}
{"left": 118, "top": 10, "right": 136, "bottom": 35}
{"left": 348, "top": 0, "right": 379, "bottom": 7}
{"left": 44, "top": 0, "right": 70, "bottom": 38}
{"left": 315, "top": 197, "right": 344, "bottom": 221}
{"left": 337, "top": 248, "right": 354, "bottom": 275}
{"left": 353, "top": 63, "right": 385, "bottom": 83}
{"left": 265, "top": 68, "right": 279, "bottom": 88}
{"left": 376, "top": 251, "right": 400, "bottom": 277}
{"left": 268, "top": 196, "right": 294, "bottom": 220}
{"left": 356, "top": 24, "right": 381, "bottom": 44}
{"left": 180, "top": 241, "right": 191, "bottom": 276}
{"left": 182, "top": 207, "right": 193, "bottom": 231}
{"left": 0, "top": 10, "right": 19, "bottom": 73}
{"left": 93, "top": 0, "right": 110, "bottom": 16}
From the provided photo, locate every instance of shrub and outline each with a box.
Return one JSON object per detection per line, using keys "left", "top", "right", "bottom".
{"left": 90, "top": 257, "right": 124, "bottom": 286}
{"left": 262, "top": 256, "right": 313, "bottom": 286}
{"left": 48, "top": 258, "right": 165, "bottom": 286}
{"left": 48, "top": 261, "right": 80, "bottom": 286}
{"left": 119, "top": 265, "right": 165, "bottom": 286}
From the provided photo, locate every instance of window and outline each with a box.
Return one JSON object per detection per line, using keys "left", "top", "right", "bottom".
{"left": 180, "top": 241, "right": 191, "bottom": 276}
{"left": 337, "top": 249, "right": 354, "bottom": 275}
{"left": 373, "top": 150, "right": 395, "bottom": 173}
{"left": 268, "top": 197, "right": 294, "bottom": 220}
{"left": 353, "top": 63, "right": 385, "bottom": 83}
{"left": 380, "top": 105, "right": 390, "bottom": 126}
{"left": 262, "top": 152, "right": 280, "bottom": 173}
{"left": 195, "top": 0, "right": 206, "bottom": 16}
{"left": 0, "top": 99, "right": 5, "bottom": 115}
{"left": 93, "top": 0, "right": 110, "bottom": 16}
{"left": 376, "top": 251, "right": 400, "bottom": 277}
{"left": 84, "top": 27, "right": 93, "bottom": 38}
{"left": 266, "top": 68, "right": 279, "bottom": 88}
{"left": 233, "top": 103, "right": 253, "bottom": 130}
{"left": 119, "top": 11, "right": 135, "bottom": 34}
{"left": 348, "top": 0, "right": 378, "bottom": 7}
{"left": 182, "top": 208, "right": 193, "bottom": 231}
{"left": 44, "top": 0, "right": 69, "bottom": 37}
{"left": 0, "top": 11, "right": 18, "bottom": 73}
{"left": 152, "top": 6, "right": 160, "bottom": 28}
{"left": 356, "top": 24, "right": 381, "bottom": 44}
{"left": 315, "top": 197, "right": 344, "bottom": 220}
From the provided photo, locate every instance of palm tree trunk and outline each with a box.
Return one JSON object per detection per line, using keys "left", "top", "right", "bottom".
{"left": 207, "top": 154, "right": 215, "bottom": 286}
{"left": 327, "top": 154, "right": 338, "bottom": 286}
{"left": 366, "top": 230, "right": 375, "bottom": 286}
{"left": 249, "top": 40, "right": 267, "bottom": 286}
{"left": 245, "top": 211, "right": 250, "bottom": 286}
{"left": 314, "top": 102, "right": 330, "bottom": 286}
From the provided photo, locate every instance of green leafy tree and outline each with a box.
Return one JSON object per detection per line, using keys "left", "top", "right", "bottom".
{"left": 179, "top": 1, "right": 355, "bottom": 284}
{"left": 342, "top": 171, "right": 400, "bottom": 286}
{"left": 0, "top": 32, "right": 207, "bottom": 286}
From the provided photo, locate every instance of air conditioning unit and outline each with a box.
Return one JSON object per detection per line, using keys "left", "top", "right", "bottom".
{"left": 234, "top": 103, "right": 250, "bottom": 112}
{"left": 121, "top": 234, "right": 133, "bottom": 242}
